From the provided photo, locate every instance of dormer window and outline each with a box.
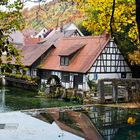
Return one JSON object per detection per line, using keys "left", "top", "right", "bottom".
{"left": 59, "top": 44, "right": 85, "bottom": 66}
{"left": 60, "top": 56, "right": 69, "bottom": 66}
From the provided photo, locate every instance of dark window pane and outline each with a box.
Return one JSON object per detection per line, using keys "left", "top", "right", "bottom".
{"left": 74, "top": 74, "right": 83, "bottom": 84}
{"left": 60, "top": 56, "right": 69, "bottom": 66}
{"left": 61, "top": 72, "right": 70, "bottom": 82}
{"left": 60, "top": 57, "right": 65, "bottom": 66}
{"left": 65, "top": 57, "right": 69, "bottom": 65}
{"left": 121, "top": 72, "right": 126, "bottom": 78}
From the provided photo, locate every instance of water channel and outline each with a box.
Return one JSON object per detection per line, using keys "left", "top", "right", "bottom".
{"left": 0, "top": 86, "right": 79, "bottom": 112}
{"left": 0, "top": 86, "right": 140, "bottom": 140}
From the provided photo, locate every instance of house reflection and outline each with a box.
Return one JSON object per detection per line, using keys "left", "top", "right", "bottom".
{"left": 34, "top": 110, "right": 103, "bottom": 140}
{"left": 88, "top": 106, "right": 140, "bottom": 140}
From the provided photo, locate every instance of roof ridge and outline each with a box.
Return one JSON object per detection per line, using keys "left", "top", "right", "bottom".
{"left": 62, "top": 35, "right": 109, "bottom": 40}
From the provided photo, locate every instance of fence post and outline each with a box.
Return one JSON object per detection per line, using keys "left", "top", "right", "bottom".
{"left": 112, "top": 82, "right": 118, "bottom": 103}
{"left": 98, "top": 80, "right": 105, "bottom": 103}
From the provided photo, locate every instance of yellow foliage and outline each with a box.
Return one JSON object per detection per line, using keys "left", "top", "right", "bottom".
{"left": 76, "top": 0, "right": 140, "bottom": 64}
{"left": 128, "top": 47, "right": 140, "bottom": 65}
{"left": 127, "top": 117, "right": 136, "bottom": 125}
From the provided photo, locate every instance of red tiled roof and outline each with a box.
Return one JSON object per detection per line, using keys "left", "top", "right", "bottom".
{"left": 22, "top": 28, "right": 37, "bottom": 38}
{"left": 59, "top": 44, "right": 85, "bottom": 56}
{"left": 24, "top": 37, "right": 43, "bottom": 45}
{"left": 40, "top": 35, "right": 110, "bottom": 73}
{"left": 15, "top": 43, "right": 55, "bottom": 66}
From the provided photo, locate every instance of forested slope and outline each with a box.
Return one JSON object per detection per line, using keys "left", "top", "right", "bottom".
{"left": 22, "top": 1, "right": 83, "bottom": 31}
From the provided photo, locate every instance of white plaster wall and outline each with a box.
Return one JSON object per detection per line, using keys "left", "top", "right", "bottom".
{"left": 41, "top": 79, "right": 47, "bottom": 84}
{"left": 51, "top": 71, "right": 61, "bottom": 79}
{"left": 70, "top": 74, "right": 73, "bottom": 88}
{"left": 97, "top": 73, "right": 121, "bottom": 79}
{"left": 35, "top": 28, "right": 48, "bottom": 38}
{"left": 65, "top": 23, "right": 84, "bottom": 36}
{"left": 78, "top": 84, "right": 83, "bottom": 90}
{"left": 87, "top": 72, "right": 132, "bottom": 81}
{"left": 62, "top": 82, "right": 70, "bottom": 89}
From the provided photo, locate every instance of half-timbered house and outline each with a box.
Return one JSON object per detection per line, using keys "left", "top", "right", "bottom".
{"left": 39, "top": 35, "right": 132, "bottom": 91}
{"left": 3, "top": 23, "right": 84, "bottom": 78}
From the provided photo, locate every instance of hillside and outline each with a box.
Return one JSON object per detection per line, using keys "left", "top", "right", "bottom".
{"left": 22, "top": 1, "right": 83, "bottom": 31}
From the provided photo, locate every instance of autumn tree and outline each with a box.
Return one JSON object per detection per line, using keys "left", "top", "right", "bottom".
{"left": 129, "top": 0, "right": 140, "bottom": 64}
{"left": 1, "top": 0, "right": 140, "bottom": 64}
{"left": 75, "top": 0, "right": 140, "bottom": 63}
{"left": 0, "top": 0, "right": 23, "bottom": 64}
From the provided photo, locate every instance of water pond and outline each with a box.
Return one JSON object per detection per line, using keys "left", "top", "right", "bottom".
{"left": 0, "top": 86, "right": 79, "bottom": 112}
{"left": 0, "top": 86, "right": 140, "bottom": 140}
{"left": 87, "top": 106, "right": 140, "bottom": 140}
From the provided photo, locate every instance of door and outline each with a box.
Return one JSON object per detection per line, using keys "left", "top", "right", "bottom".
{"left": 73, "top": 74, "right": 83, "bottom": 89}
{"left": 73, "top": 75, "right": 79, "bottom": 89}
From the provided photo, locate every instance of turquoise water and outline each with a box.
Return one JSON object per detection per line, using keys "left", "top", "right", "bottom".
{"left": 0, "top": 86, "right": 79, "bottom": 112}
{"left": 113, "top": 125, "right": 140, "bottom": 140}
{"left": 1, "top": 86, "right": 140, "bottom": 140}
{"left": 87, "top": 106, "right": 140, "bottom": 140}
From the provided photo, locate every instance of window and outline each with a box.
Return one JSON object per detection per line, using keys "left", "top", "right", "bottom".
{"left": 77, "top": 74, "right": 83, "bottom": 84}
{"left": 74, "top": 74, "right": 83, "bottom": 84}
{"left": 61, "top": 72, "right": 70, "bottom": 82}
{"left": 26, "top": 69, "right": 30, "bottom": 76}
{"left": 19, "top": 69, "right": 23, "bottom": 75}
{"left": 32, "top": 69, "right": 37, "bottom": 77}
{"left": 121, "top": 72, "right": 126, "bottom": 78}
{"left": 12, "top": 68, "right": 16, "bottom": 74}
{"left": 60, "top": 56, "right": 69, "bottom": 66}
{"left": 93, "top": 73, "right": 98, "bottom": 80}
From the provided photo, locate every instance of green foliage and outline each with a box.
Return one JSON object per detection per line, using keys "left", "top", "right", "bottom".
{"left": 40, "top": 82, "right": 48, "bottom": 92}
{"left": 87, "top": 78, "right": 97, "bottom": 92}
{"left": 114, "top": 30, "right": 137, "bottom": 58}
{"left": 4, "top": 72, "right": 39, "bottom": 85}
{"left": 0, "top": 1, "right": 24, "bottom": 65}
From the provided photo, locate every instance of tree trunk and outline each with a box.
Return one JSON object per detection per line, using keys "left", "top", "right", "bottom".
{"left": 136, "top": 0, "right": 140, "bottom": 40}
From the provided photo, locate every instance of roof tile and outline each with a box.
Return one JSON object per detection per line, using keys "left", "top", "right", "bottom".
{"left": 41, "top": 35, "right": 110, "bottom": 73}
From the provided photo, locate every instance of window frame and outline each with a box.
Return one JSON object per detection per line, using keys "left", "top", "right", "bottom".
{"left": 60, "top": 56, "right": 69, "bottom": 66}
{"left": 61, "top": 72, "right": 70, "bottom": 82}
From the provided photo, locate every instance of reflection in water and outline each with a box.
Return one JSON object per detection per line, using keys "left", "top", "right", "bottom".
{"left": 0, "top": 87, "right": 11, "bottom": 112}
{"left": 1, "top": 86, "right": 140, "bottom": 140}
{"left": 0, "top": 88, "right": 5, "bottom": 108}
{"left": 0, "top": 112, "right": 84, "bottom": 140}
{"left": 0, "top": 86, "right": 79, "bottom": 111}
{"left": 87, "top": 106, "right": 140, "bottom": 140}
{"left": 34, "top": 110, "right": 103, "bottom": 140}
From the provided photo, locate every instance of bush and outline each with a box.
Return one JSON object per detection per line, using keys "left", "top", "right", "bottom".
{"left": 87, "top": 78, "right": 97, "bottom": 92}
{"left": 4, "top": 72, "right": 39, "bottom": 85}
